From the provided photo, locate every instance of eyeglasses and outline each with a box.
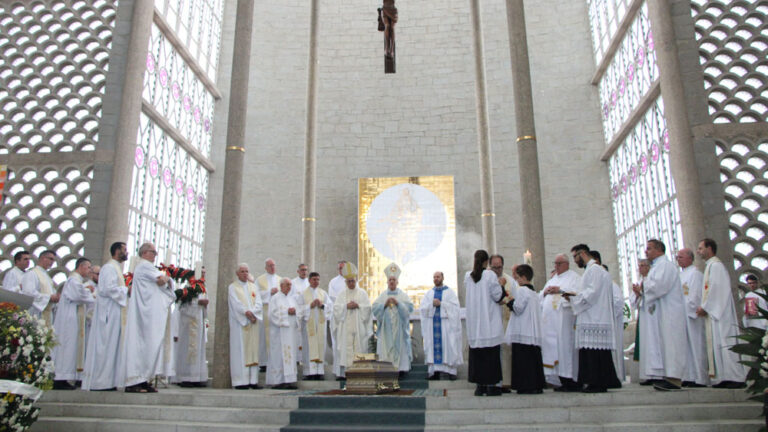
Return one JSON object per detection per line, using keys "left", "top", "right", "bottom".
{"left": 553, "top": 262, "right": 567, "bottom": 265}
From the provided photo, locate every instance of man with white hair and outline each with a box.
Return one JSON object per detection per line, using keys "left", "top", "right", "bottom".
{"left": 2, "top": 250, "right": 30, "bottom": 293}
{"left": 122, "top": 243, "right": 175, "bottom": 393}
{"left": 676, "top": 248, "right": 709, "bottom": 387}
{"left": 228, "top": 263, "right": 263, "bottom": 389}
{"left": 332, "top": 262, "right": 372, "bottom": 379}
{"left": 373, "top": 263, "right": 413, "bottom": 375}
{"left": 267, "top": 278, "right": 300, "bottom": 389}
{"left": 256, "top": 258, "right": 281, "bottom": 370}
{"left": 540, "top": 254, "right": 581, "bottom": 390}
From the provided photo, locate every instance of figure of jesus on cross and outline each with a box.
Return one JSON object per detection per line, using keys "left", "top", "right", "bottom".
{"left": 378, "top": 0, "right": 398, "bottom": 73}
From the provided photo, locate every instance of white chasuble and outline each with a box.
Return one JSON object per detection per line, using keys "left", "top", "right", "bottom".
{"left": 373, "top": 288, "right": 414, "bottom": 372}
{"left": 256, "top": 273, "right": 280, "bottom": 364}
{"left": 228, "top": 280, "right": 263, "bottom": 387}
{"left": 122, "top": 259, "right": 175, "bottom": 387}
{"left": 419, "top": 286, "right": 463, "bottom": 374}
{"left": 298, "top": 286, "right": 331, "bottom": 374}
{"left": 680, "top": 265, "right": 709, "bottom": 385}
{"left": 701, "top": 257, "right": 746, "bottom": 383}
{"left": 82, "top": 260, "right": 128, "bottom": 390}
{"left": 543, "top": 270, "right": 581, "bottom": 380}
{"left": 267, "top": 292, "right": 299, "bottom": 385}
{"left": 52, "top": 273, "right": 95, "bottom": 380}
{"left": 332, "top": 287, "right": 372, "bottom": 376}
{"left": 2, "top": 267, "right": 24, "bottom": 293}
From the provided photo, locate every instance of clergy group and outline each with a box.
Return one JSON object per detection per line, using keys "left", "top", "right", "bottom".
{"left": 0, "top": 236, "right": 751, "bottom": 394}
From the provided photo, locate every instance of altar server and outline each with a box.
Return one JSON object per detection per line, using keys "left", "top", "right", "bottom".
{"left": 504, "top": 264, "right": 545, "bottom": 394}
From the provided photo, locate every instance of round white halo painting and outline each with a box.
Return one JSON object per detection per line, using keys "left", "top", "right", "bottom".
{"left": 366, "top": 183, "right": 447, "bottom": 267}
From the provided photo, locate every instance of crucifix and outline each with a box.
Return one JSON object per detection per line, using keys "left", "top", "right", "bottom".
{"left": 377, "top": 0, "right": 398, "bottom": 73}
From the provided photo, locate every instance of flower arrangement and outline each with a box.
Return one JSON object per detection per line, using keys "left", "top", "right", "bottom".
{"left": 0, "top": 302, "right": 55, "bottom": 432}
{"left": 159, "top": 264, "right": 206, "bottom": 305}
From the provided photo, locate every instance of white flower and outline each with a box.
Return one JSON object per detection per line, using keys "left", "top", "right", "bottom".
{"left": 761, "top": 368, "right": 768, "bottom": 378}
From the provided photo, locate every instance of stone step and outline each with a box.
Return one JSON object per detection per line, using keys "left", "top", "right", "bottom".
{"left": 425, "top": 402, "right": 760, "bottom": 426}
{"left": 427, "top": 387, "right": 752, "bottom": 409}
{"left": 289, "top": 408, "right": 424, "bottom": 426}
{"left": 424, "top": 419, "right": 763, "bottom": 432}
{"left": 30, "top": 417, "right": 281, "bottom": 432}
{"left": 282, "top": 426, "right": 424, "bottom": 432}
{"left": 36, "top": 402, "right": 290, "bottom": 425}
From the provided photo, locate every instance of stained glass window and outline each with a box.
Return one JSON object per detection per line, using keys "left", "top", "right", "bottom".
{"left": 128, "top": 112, "right": 208, "bottom": 268}
{"left": 587, "top": 0, "right": 632, "bottom": 64}
{"left": 154, "top": 0, "right": 224, "bottom": 81}
{"left": 598, "top": 3, "right": 659, "bottom": 143}
{"left": 609, "top": 97, "right": 682, "bottom": 290}
{"left": 143, "top": 23, "right": 214, "bottom": 158}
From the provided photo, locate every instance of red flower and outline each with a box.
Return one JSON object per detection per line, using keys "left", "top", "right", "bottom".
{"left": 11, "top": 338, "right": 19, "bottom": 346}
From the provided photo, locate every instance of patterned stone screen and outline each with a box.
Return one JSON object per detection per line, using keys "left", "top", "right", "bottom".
{"left": 692, "top": 0, "right": 768, "bottom": 281}
{"left": 0, "top": 0, "right": 116, "bottom": 283}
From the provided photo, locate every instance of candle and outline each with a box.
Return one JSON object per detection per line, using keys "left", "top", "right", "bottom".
{"left": 194, "top": 261, "right": 202, "bottom": 279}
{"left": 523, "top": 250, "right": 532, "bottom": 265}
{"left": 128, "top": 256, "right": 138, "bottom": 273}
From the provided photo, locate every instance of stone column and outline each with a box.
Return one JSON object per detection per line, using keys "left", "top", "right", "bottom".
{"left": 468, "top": 0, "right": 497, "bottom": 253}
{"left": 212, "top": 0, "right": 256, "bottom": 389}
{"left": 301, "top": 0, "right": 320, "bottom": 270}
{"left": 646, "top": 0, "right": 708, "bottom": 249}
{"left": 99, "top": 0, "right": 154, "bottom": 262}
{"left": 504, "top": 0, "right": 546, "bottom": 284}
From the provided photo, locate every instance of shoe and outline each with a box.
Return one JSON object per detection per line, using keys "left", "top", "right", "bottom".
{"left": 125, "top": 383, "right": 149, "bottom": 393}
{"left": 486, "top": 386, "right": 502, "bottom": 396}
{"left": 713, "top": 381, "right": 746, "bottom": 389}
{"left": 178, "top": 381, "right": 195, "bottom": 388}
{"left": 500, "top": 387, "right": 512, "bottom": 394}
{"left": 284, "top": 383, "right": 298, "bottom": 390}
{"left": 474, "top": 385, "right": 485, "bottom": 396}
{"left": 234, "top": 385, "right": 250, "bottom": 390}
{"left": 315, "top": 375, "right": 325, "bottom": 381}
{"left": 259, "top": 366, "right": 267, "bottom": 373}
{"left": 582, "top": 386, "right": 607, "bottom": 393}
{"left": 250, "top": 384, "right": 262, "bottom": 389}
{"left": 92, "top": 387, "right": 117, "bottom": 392}
{"left": 194, "top": 381, "right": 207, "bottom": 388}
{"left": 74, "top": 380, "right": 82, "bottom": 387}
{"left": 428, "top": 372, "right": 441, "bottom": 381}
{"left": 448, "top": 374, "right": 457, "bottom": 381}
{"left": 653, "top": 380, "right": 682, "bottom": 391}
{"left": 398, "top": 371, "right": 406, "bottom": 379}
{"left": 336, "top": 377, "right": 346, "bottom": 381}
{"left": 53, "top": 380, "right": 76, "bottom": 390}
{"left": 682, "top": 381, "right": 706, "bottom": 388}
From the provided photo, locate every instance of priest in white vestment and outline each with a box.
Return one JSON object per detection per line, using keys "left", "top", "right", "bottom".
{"left": 297, "top": 271, "right": 331, "bottom": 379}
{"left": 490, "top": 254, "right": 517, "bottom": 391}
{"left": 83, "top": 266, "right": 99, "bottom": 361}
{"left": 743, "top": 274, "right": 767, "bottom": 331}
{"left": 82, "top": 242, "right": 129, "bottom": 391}
{"left": 633, "top": 240, "right": 687, "bottom": 391}
{"left": 327, "top": 260, "right": 347, "bottom": 354}
{"left": 290, "top": 263, "right": 309, "bottom": 362}
{"left": 696, "top": 238, "right": 747, "bottom": 388}
{"left": 2, "top": 250, "right": 30, "bottom": 293}
{"left": 540, "top": 254, "right": 582, "bottom": 390}
{"left": 676, "top": 248, "right": 709, "bottom": 387}
{"left": 630, "top": 258, "right": 665, "bottom": 385}
{"left": 267, "top": 278, "right": 300, "bottom": 389}
{"left": 21, "top": 250, "right": 60, "bottom": 325}
{"left": 332, "top": 262, "right": 372, "bottom": 378}
{"left": 228, "top": 264, "right": 263, "bottom": 389}
{"left": 256, "top": 258, "right": 281, "bottom": 369}
{"left": 52, "top": 258, "right": 95, "bottom": 389}
{"left": 173, "top": 291, "right": 208, "bottom": 386}
{"left": 556, "top": 244, "right": 620, "bottom": 393}
{"left": 122, "top": 243, "right": 175, "bottom": 393}
{"left": 372, "top": 263, "right": 413, "bottom": 374}
{"left": 420, "top": 271, "right": 462, "bottom": 380}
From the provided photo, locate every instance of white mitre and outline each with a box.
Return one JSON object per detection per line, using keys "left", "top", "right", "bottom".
{"left": 384, "top": 263, "right": 401, "bottom": 280}
{"left": 342, "top": 262, "right": 358, "bottom": 280}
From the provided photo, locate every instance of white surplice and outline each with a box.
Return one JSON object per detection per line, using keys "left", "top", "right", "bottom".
{"left": 465, "top": 269, "right": 504, "bottom": 348}
{"left": 372, "top": 288, "right": 413, "bottom": 372}
{"left": 504, "top": 284, "right": 542, "bottom": 347}
{"left": 228, "top": 280, "right": 263, "bottom": 387}
{"left": 256, "top": 273, "right": 280, "bottom": 366}
{"left": 332, "top": 286, "right": 372, "bottom": 377}
{"left": 81, "top": 260, "right": 128, "bottom": 390}
{"left": 52, "top": 273, "right": 94, "bottom": 380}
{"left": 297, "top": 286, "right": 331, "bottom": 375}
{"left": 2, "top": 267, "right": 25, "bottom": 293}
{"left": 21, "top": 266, "right": 54, "bottom": 325}
{"left": 612, "top": 281, "right": 626, "bottom": 381}
{"left": 641, "top": 255, "right": 687, "bottom": 380}
{"left": 122, "top": 259, "right": 175, "bottom": 387}
{"left": 173, "top": 298, "right": 208, "bottom": 383}
{"left": 701, "top": 257, "right": 746, "bottom": 384}
{"left": 571, "top": 260, "right": 615, "bottom": 350}
{"left": 420, "top": 286, "right": 463, "bottom": 376}
{"left": 267, "top": 292, "right": 299, "bottom": 385}
{"left": 680, "top": 265, "right": 709, "bottom": 385}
